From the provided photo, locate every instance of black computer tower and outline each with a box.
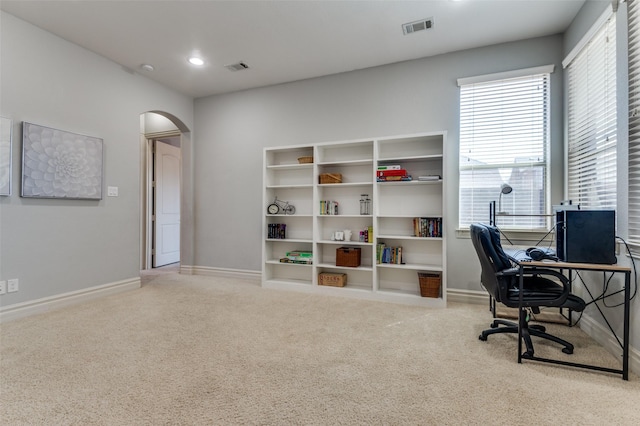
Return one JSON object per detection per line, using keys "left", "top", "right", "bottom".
{"left": 556, "top": 210, "right": 616, "bottom": 264}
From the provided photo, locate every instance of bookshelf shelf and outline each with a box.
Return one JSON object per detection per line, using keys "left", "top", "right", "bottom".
{"left": 266, "top": 238, "right": 313, "bottom": 243}
{"left": 265, "top": 259, "right": 313, "bottom": 266}
{"left": 318, "top": 182, "right": 373, "bottom": 187}
{"left": 317, "top": 240, "right": 373, "bottom": 246}
{"left": 266, "top": 184, "right": 313, "bottom": 189}
{"left": 266, "top": 214, "right": 313, "bottom": 218}
{"left": 263, "top": 132, "right": 446, "bottom": 307}
{"left": 316, "top": 262, "right": 374, "bottom": 272}
{"left": 317, "top": 159, "right": 374, "bottom": 167}
{"left": 377, "top": 263, "right": 443, "bottom": 271}
{"left": 376, "top": 180, "right": 442, "bottom": 186}
{"left": 377, "top": 234, "right": 443, "bottom": 241}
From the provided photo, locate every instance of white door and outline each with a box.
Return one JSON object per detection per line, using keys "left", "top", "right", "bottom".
{"left": 153, "top": 141, "right": 181, "bottom": 267}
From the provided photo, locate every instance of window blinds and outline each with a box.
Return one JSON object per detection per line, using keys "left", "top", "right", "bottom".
{"left": 629, "top": 0, "right": 640, "bottom": 247}
{"left": 459, "top": 73, "right": 550, "bottom": 229}
{"left": 566, "top": 14, "right": 617, "bottom": 211}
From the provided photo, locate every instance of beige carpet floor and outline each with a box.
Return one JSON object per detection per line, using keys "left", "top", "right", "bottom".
{"left": 1, "top": 272, "right": 639, "bottom": 425}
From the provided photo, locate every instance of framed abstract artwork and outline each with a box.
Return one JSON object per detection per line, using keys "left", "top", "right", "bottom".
{"left": 0, "top": 116, "right": 12, "bottom": 196}
{"left": 21, "top": 122, "right": 103, "bottom": 200}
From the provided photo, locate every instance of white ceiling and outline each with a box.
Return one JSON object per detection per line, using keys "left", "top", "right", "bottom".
{"left": 1, "top": 0, "right": 587, "bottom": 99}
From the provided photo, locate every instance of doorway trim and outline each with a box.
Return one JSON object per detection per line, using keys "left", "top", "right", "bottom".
{"left": 141, "top": 130, "right": 181, "bottom": 270}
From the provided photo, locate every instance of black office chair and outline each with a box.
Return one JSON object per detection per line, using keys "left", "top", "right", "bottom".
{"left": 469, "top": 223, "right": 586, "bottom": 357}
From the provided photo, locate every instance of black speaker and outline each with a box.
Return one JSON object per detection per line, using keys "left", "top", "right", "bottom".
{"left": 556, "top": 210, "right": 616, "bottom": 264}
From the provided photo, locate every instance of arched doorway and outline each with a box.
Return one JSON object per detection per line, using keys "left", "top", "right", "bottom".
{"left": 140, "top": 111, "right": 192, "bottom": 272}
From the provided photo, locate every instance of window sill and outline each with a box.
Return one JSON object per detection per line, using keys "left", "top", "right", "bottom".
{"left": 456, "top": 228, "right": 553, "bottom": 245}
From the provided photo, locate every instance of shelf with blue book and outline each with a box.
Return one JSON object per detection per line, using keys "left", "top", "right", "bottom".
{"left": 375, "top": 133, "right": 446, "bottom": 306}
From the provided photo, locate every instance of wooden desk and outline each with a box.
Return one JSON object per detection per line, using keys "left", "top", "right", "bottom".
{"left": 515, "top": 259, "right": 632, "bottom": 380}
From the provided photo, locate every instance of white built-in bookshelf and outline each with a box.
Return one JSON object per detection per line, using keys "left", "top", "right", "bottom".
{"left": 262, "top": 132, "right": 447, "bottom": 307}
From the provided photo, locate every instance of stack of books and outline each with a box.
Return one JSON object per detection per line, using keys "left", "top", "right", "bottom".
{"left": 376, "top": 165, "right": 412, "bottom": 182}
{"left": 280, "top": 250, "right": 313, "bottom": 264}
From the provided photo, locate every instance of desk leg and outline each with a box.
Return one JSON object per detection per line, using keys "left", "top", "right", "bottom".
{"left": 517, "top": 267, "right": 524, "bottom": 364}
{"left": 568, "top": 269, "right": 573, "bottom": 325}
{"left": 623, "top": 271, "right": 630, "bottom": 380}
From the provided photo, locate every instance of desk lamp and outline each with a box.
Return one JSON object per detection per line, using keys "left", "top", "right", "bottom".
{"left": 498, "top": 183, "right": 513, "bottom": 214}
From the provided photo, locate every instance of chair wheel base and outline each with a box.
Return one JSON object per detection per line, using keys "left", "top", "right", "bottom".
{"left": 562, "top": 347, "right": 574, "bottom": 355}
{"left": 530, "top": 324, "right": 546, "bottom": 333}
{"left": 479, "top": 334, "right": 488, "bottom": 341}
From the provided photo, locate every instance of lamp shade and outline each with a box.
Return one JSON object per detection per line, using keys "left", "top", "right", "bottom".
{"left": 501, "top": 183, "right": 513, "bottom": 195}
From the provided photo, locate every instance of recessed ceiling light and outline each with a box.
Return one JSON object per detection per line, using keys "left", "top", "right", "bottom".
{"left": 188, "top": 56, "right": 204, "bottom": 66}
{"left": 140, "top": 64, "right": 154, "bottom": 72}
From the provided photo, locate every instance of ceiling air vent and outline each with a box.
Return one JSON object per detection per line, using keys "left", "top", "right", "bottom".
{"left": 225, "top": 62, "right": 249, "bottom": 72}
{"left": 402, "top": 18, "right": 434, "bottom": 35}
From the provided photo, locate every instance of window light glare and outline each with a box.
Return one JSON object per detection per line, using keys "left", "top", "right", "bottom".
{"left": 188, "top": 56, "right": 204, "bottom": 66}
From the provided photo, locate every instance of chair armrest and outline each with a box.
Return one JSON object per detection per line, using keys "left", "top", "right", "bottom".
{"left": 498, "top": 266, "right": 572, "bottom": 308}
{"left": 496, "top": 267, "right": 521, "bottom": 277}
{"left": 521, "top": 267, "right": 570, "bottom": 288}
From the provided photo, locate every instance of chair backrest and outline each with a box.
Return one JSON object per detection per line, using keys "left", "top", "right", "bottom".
{"left": 469, "top": 223, "right": 513, "bottom": 302}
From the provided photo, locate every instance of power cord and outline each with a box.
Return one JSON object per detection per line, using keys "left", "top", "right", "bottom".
{"left": 570, "top": 236, "right": 637, "bottom": 349}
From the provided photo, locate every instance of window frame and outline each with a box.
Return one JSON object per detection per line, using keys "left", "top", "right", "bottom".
{"left": 628, "top": 0, "right": 640, "bottom": 250}
{"left": 564, "top": 10, "right": 618, "bottom": 213}
{"left": 457, "top": 65, "right": 554, "bottom": 231}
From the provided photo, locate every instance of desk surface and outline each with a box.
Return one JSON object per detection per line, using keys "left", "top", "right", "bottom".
{"left": 523, "top": 259, "right": 631, "bottom": 272}
{"left": 503, "top": 248, "right": 631, "bottom": 272}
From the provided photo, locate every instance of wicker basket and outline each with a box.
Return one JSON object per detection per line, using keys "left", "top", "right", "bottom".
{"left": 319, "top": 173, "right": 342, "bottom": 184}
{"left": 418, "top": 272, "right": 441, "bottom": 298}
{"left": 298, "top": 156, "right": 313, "bottom": 164}
{"left": 336, "top": 247, "right": 361, "bottom": 267}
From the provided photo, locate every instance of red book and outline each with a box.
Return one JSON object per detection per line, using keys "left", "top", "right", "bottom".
{"left": 376, "top": 169, "right": 408, "bottom": 177}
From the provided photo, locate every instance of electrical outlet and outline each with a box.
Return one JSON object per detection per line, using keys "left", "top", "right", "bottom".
{"left": 7, "top": 279, "right": 19, "bottom": 293}
{"left": 0, "top": 280, "right": 6, "bottom": 295}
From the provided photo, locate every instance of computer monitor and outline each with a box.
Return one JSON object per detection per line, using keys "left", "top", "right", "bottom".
{"left": 556, "top": 210, "right": 616, "bottom": 264}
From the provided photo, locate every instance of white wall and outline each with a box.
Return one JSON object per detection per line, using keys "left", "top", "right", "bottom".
{"left": 193, "top": 34, "right": 565, "bottom": 287}
{"left": 0, "top": 12, "right": 194, "bottom": 305}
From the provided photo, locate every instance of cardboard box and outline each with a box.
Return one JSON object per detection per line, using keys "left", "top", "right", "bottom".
{"left": 319, "top": 272, "right": 347, "bottom": 287}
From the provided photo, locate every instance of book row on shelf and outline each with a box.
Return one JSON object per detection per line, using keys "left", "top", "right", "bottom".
{"left": 319, "top": 200, "right": 339, "bottom": 215}
{"left": 413, "top": 217, "right": 443, "bottom": 238}
{"left": 267, "top": 223, "right": 287, "bottom": 239}
{"left": 376, "top": 243, "right": 404, "bottom": 264}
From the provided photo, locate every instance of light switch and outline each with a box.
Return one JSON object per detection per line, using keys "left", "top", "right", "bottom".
{"left": 107, "top": 186, "right": 119, "bottom": 197}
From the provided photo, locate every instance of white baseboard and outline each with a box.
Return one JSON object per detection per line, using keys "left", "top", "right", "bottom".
{"left": 446, "top": 288, "right": 489, "bottom": 305}
{"left": 0, "top": 277, "right": 141, "bottom": 323}
{"left": 181, "top": 265, "right": 261, "bottom": 282}
{"left": 578, "top": 312, "right": 640, "bottom": 378}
